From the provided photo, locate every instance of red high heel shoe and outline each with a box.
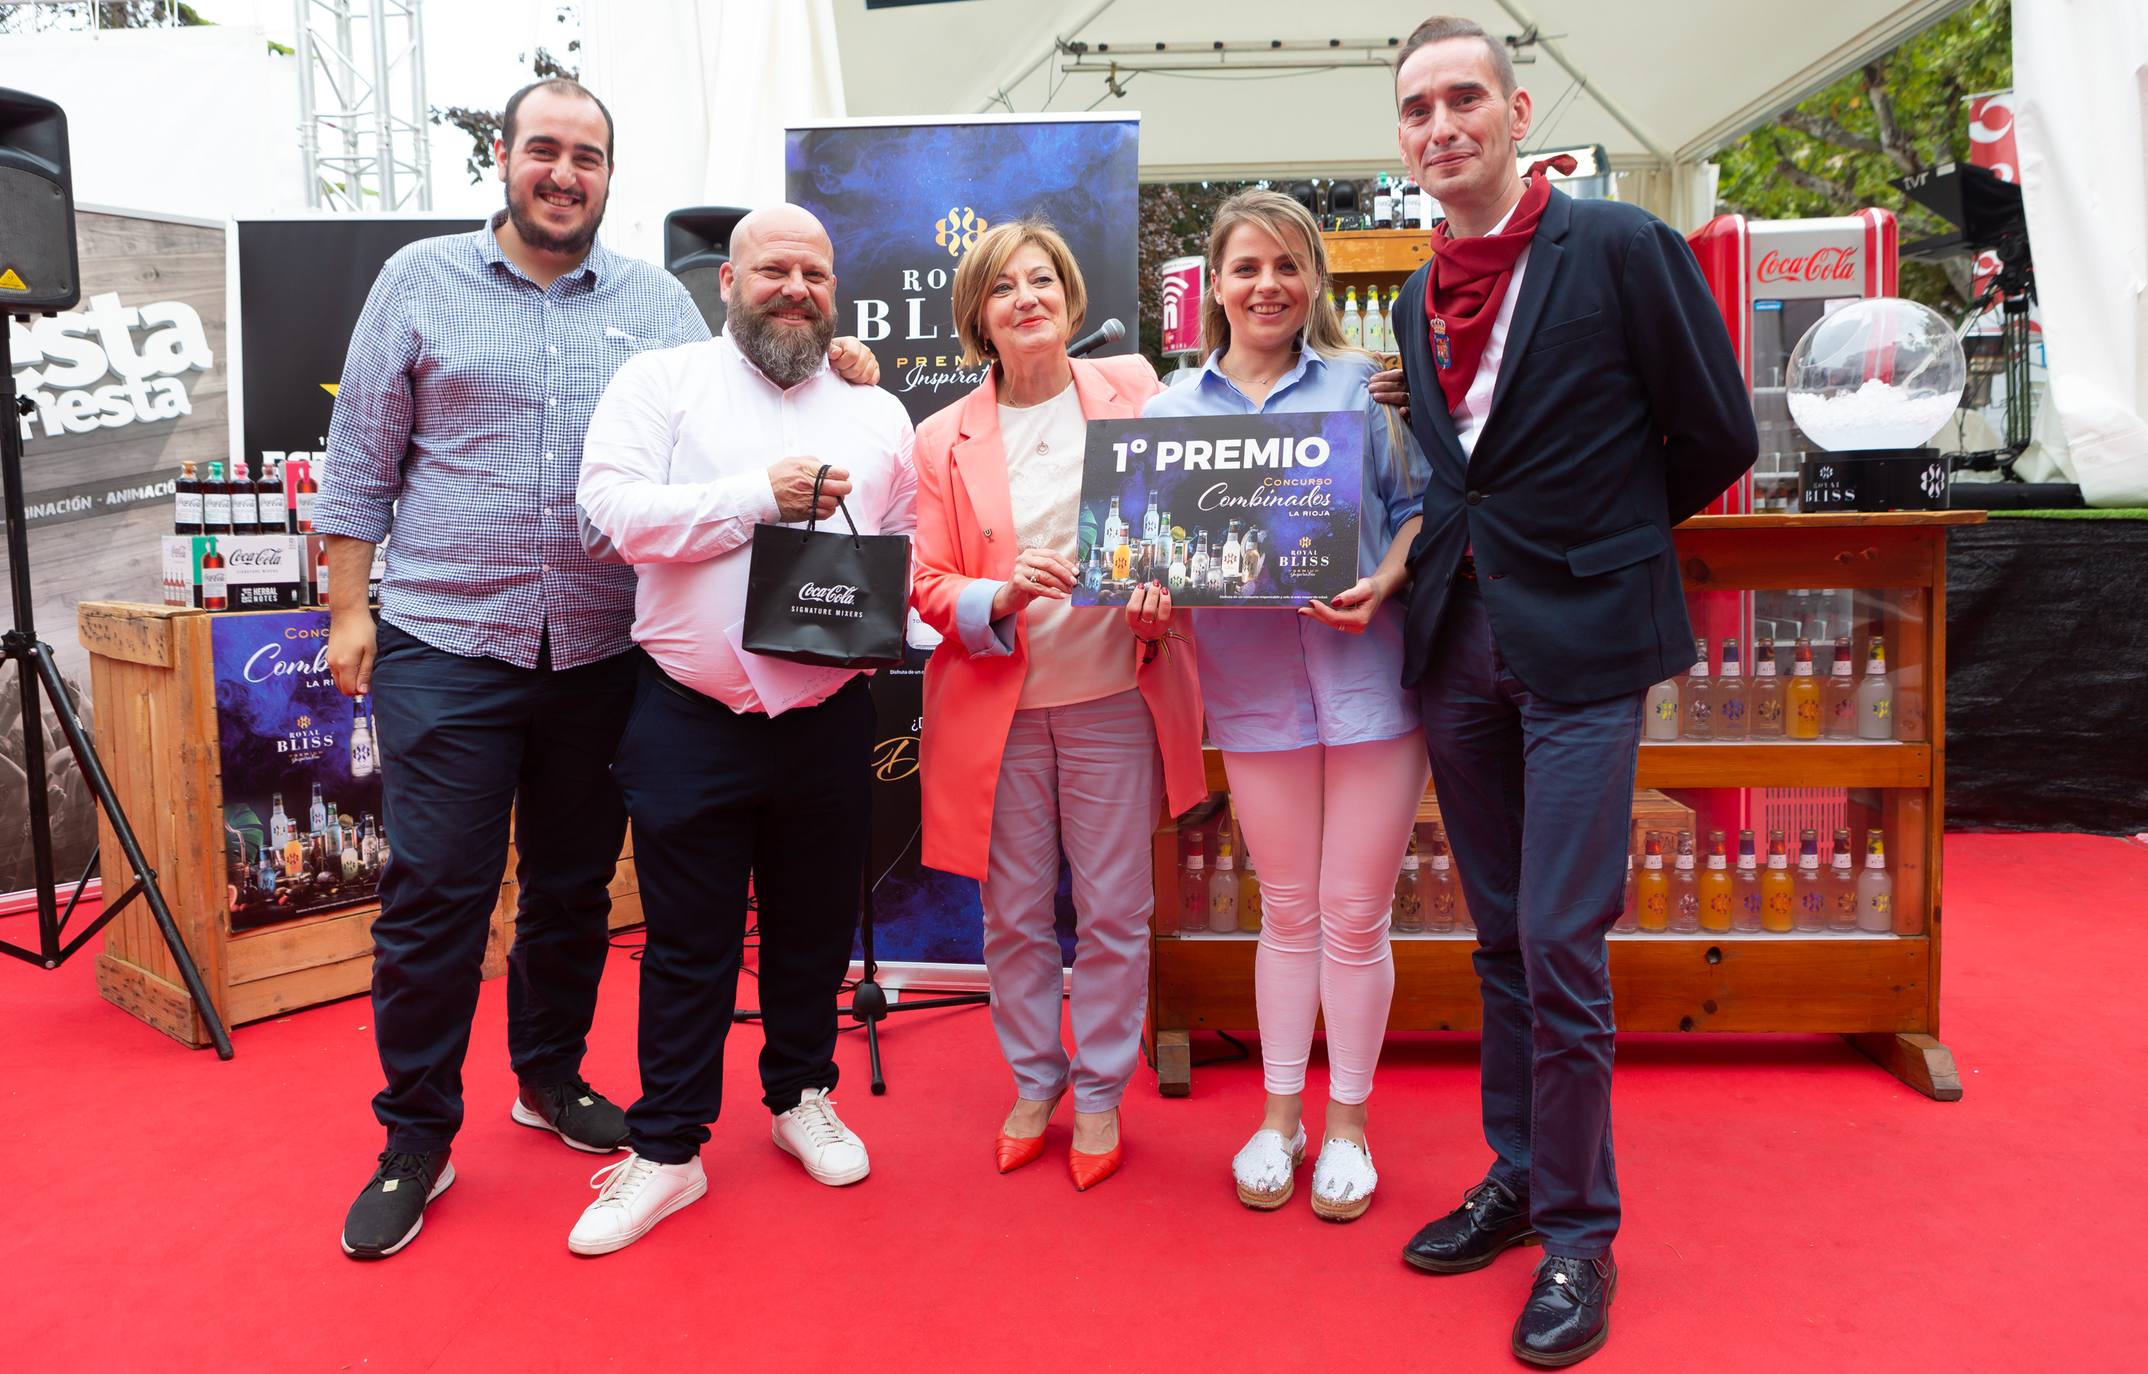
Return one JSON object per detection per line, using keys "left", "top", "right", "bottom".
{"left": 1069, "top": 1112, "right": 1123, "bottom": 1191}
{"left": 995, "top": 1095, "right": 1063, "bottom": 1174}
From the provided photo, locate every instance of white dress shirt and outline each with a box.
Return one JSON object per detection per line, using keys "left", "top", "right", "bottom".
{"left": 1450, "top": 196, "right": 1529, "bottom": 459}
{"left": 578, "top": 329, "right": 918, "bottom": 713}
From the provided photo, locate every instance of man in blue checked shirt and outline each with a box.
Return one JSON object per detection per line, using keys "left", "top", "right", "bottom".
{"left": 320, "top": 77, "right": 880, "bottom": 1262}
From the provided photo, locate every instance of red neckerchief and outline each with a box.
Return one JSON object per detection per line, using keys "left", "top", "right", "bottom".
{"left": 1425, "top": 155, "right": 1577, "bottom": 413}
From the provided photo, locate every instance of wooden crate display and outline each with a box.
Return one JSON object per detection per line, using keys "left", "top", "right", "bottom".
{"left": 80, "top": 602, "right": 643, "bottom": 1048}
{"left": 1144, "top": 512, "right": 1981, "bottom": 1102}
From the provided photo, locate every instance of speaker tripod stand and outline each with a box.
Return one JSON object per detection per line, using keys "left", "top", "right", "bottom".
{"left": 0, "top": 321, "right": 234, "bottom": 1058}
{"left": 734, "top": 833, "right": 990, "bottom": 1096}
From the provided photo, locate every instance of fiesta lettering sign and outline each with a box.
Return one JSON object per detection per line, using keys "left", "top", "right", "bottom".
{"left": 7, "top": 291, "right": 214, "bottom": 442}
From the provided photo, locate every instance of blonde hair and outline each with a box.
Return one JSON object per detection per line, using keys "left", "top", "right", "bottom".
{"left": 1200, "top": 189, "right": 1373, "bottom": 368}
{"left": 949, "top": 218, "right": 1089, "bottom": 368}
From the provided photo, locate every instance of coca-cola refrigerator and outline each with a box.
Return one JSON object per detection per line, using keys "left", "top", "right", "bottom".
{"left": 1687, "top": 210, "right": 1899, "bottom": 513}
{"left": 1680, "top": 211, "right": 1898, "bottom": 848}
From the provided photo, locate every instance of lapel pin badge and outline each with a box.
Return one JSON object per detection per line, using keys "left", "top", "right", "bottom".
{"left": 983, "top": 528, "right": 995, "bottom": 540}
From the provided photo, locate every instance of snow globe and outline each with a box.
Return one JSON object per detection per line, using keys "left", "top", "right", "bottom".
{"left": 1786, "top": 298, "right": 1965, "bottom": 511}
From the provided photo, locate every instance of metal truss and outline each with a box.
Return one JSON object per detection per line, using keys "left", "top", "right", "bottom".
{"left": 294, "top": 0, "right": 433, "bottom": 211}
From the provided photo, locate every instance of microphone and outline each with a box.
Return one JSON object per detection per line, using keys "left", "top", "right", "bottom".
{"left": 1066, "top": 317, "right": 1125, "bottom": 358}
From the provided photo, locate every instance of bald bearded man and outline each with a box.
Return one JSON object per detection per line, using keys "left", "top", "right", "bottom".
{"left": 565, "top": 205, "right": 919, "bottom": 1255}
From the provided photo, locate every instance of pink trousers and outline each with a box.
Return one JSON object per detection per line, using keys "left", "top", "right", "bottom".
{"left": 1222, "top": 733, "right": 1428, "bottom": 1104}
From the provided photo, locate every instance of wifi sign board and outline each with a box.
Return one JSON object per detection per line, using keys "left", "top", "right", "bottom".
{"left": 1159, "top": 255, "right": 1204, "bottom": 356}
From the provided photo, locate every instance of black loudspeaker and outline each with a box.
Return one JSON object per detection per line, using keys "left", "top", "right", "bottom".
{"left": 0, "top": 88, "right": 80, "bottom": 313}
{"left": 663, "top": 205, "right": 750, "bottom": 333}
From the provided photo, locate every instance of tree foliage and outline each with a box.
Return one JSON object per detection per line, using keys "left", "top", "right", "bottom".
{"left": 1135, "top": 180, "right": 1257, "bottom": 374}
{"left": 432, "top": 7, "right": 582, "bottom": 184}
{"left": 0, "top": 1, "right": 209, "bottom": 32}
{"left": 1714, "top": 0, "right": 2012, "bottom": 315}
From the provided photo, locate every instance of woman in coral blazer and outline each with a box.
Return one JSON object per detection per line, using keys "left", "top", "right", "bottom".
{"left": 911, "top": 220, "right": 1206, "bottom": 1191}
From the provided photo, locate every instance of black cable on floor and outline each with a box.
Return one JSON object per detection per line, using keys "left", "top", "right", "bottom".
{"left": 1193, "top": 1030, "right": 1251, "bottom": 1068}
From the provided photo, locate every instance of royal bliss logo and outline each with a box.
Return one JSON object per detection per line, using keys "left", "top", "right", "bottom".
{"left": 849, "top": 208, "right": 996, "bottom": 394}
{"left": 934, "top": 207, "right": 989, "bottom": 258}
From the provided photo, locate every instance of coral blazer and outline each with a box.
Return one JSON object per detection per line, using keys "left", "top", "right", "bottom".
{"left": 911, "top": 354, "right": 1207, "bottom": 880}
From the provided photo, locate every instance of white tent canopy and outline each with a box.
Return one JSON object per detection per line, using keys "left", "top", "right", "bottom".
{"left": 823, "top": 0, "right": 1975, "bottom": 228}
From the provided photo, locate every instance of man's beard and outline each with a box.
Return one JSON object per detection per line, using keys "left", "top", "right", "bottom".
{"left": 505, "top": 177, "right": 604, "bottom": 257}
{"left": 729, "top": 289, "right": 835, "bottom": 387}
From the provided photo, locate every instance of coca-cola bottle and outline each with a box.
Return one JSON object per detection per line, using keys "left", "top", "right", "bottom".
{"left": 200, "top": 536, "right": 228, "bottom": 611}
{"left": 296, "top": 456, "right": 319, "bottom": 532}
{"left": 229, "top": 457, "right": 261, "bottom": 535}
{"left": 174, "top": 460, "right": 203, "bottom": 535}
{"left": 202, "top": 460, "right": 233, "bottom": 535}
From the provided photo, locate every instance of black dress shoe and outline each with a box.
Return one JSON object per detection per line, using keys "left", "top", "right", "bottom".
{"left": 1401, "top": 1176, "right": 1539, "bottom": 1273}
{"left": 1512, "top": 1254, "right": 1617, "bottom": 1367}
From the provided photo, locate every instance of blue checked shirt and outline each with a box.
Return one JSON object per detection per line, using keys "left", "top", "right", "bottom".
{"left": 316, "top": 214, "right": 709, "bottom": 669}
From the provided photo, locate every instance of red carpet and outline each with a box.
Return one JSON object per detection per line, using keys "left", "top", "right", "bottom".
{"left": 5, "top": 832, "right": 2143, "bottom": 1372}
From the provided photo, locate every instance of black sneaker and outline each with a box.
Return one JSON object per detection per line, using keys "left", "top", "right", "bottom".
{"left": 341, "top": 1149, "right": 453, "bottom": 1260}
{"left": 511, "top": 1077, "right": 628, "bottom": 1153}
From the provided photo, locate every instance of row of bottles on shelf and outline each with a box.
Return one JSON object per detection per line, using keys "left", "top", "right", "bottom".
{"left": 1174, "top": 816, "right": 1475, "bottom": 937}
{"left": 1644, "top": 635, "right": 1894, "bottom": 741}
{"left": 1617, "top": 827, "right": 1895, "bottom": 935}
{"left": 175, "top": 455, "right": 319, "bottom": 537}
{"left": 1335, "top": 286, "right": 1404, "bottom": 356}
{"left": 1301, "top": 171, "right": 1442, "bottom": 233}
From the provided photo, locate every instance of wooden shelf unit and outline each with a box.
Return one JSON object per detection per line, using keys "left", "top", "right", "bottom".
{"left": 1145, "top": 511, "right": 1981, "bottom": 1102}
{"left": 79, "top": 602, "right": 643, "bottom": 1049}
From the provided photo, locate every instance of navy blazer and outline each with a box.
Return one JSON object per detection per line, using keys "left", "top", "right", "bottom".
{"left": 1397, "top": 188, "right": 1756, "bottom": 703}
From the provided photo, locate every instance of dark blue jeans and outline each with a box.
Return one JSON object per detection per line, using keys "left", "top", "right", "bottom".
{"left": 614, "top": 665, "right": 872, "bottom": 1165}
{"left": 1416, "top": 581, "right": 1644, "bottom": 1259}
{"left": 367, "top": 621, "right": 635, "bottom": 1153}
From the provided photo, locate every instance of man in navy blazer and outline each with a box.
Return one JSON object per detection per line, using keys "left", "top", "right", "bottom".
{"left": 1383, "top": 17, "right": 1756, "bottom": 1368}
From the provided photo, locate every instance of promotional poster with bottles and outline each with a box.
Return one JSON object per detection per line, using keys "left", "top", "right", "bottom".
{"left": 1072, "top": 411, "right": 1365, "bottom": 607}
{"left": 210, "top": 610, "right": 387, "bottom": 930}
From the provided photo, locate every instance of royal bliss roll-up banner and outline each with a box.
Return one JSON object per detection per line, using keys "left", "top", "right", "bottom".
{"left": 1072, "top": 411, "right": 1366, "bottom": 607}
{"left": 785, "top": 114, "right": 1140, "bottom": 425}
{"left": 210, "top": 609, "right": 386, "bottom": 930}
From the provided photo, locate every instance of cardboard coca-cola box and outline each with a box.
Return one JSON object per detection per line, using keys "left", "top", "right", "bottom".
{"left": 160, "top": 535, "right": 306, "bottom": 610}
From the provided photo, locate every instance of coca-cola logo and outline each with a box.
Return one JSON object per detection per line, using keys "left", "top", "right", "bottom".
{"left": 1756, "top": 247, "right": 1858, "bottom": 284}
{"left": 226, "top": 548, "right": 287, "bottom": 568}
{"left": 797, "top": 582, "right": 860, "bottom": 605}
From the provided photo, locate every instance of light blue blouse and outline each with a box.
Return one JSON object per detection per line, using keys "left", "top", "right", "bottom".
{"left": 1142, "top": 348, "right": 1429, "bottom": 753}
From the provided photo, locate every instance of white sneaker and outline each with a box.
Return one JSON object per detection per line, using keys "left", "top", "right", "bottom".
{"left": 1231, "top": 1125, "right": 1308, "bottom": 1210}
{"left": 1310, "top": 1136, "right": 1378, "bottom": 1222}
{"left": 771, "top": 1088, "right": 871, "bottom": 1186}
{"left": 566, "top": 1152, "right": 707, "bottom": 1256}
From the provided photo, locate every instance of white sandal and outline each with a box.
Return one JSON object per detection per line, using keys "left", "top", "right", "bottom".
{"left": 1231, "top": 1126, "right": 1308, "bottom": 1210}
{"left": 1310, "top": 1136, "right": 1378, "bottom": 1222}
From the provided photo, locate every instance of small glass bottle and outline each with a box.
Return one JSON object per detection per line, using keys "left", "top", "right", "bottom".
{"left": 1670, "top": 829, "right": 1700, "bottom": 932}
{"left": 1178, "top": 835, "right": 1207, "bottom": 933}
{"left": 1614, "top": 851, "right": 1638, "bottom": 934}
{"left": 1792, "top": 827, "right": 1827, "bottom": 932}
{"left": 1751, "top": 637, "right": 1786, "bottom": 739}
{"left": 1209, "top": 833, "right": 1240, "bottom": 933}
{"left": 1786, "top": 638, "right": 1823, "bottom": 740}
{"left": 1826, "top": 827, "right": 1860, "bottom": 932}
{"left": 1732, "top": 828, "right": 1763, "bottom": 933}
{"left": 1392, "top": 834, "right": 1425, "bottom": 934}
{"left": 1761, "top": 829, "right": 1796, "bottom": 932}
{"left": 1824, "top": 635, "right": 1859, "bottom": 739}
{"left": 1680, "top": 640, "right": 1713, "bottom": 741}
{"left": 1699, "top": 829, "right": 1734, "bottom": 933}
{"left": 1856, "top": 635, "right": 1894, "bottom": 740}
{"left": 1644, "top": 678, "right": 1681, "bottom": 741}
{"left": 1715, "top": 638, "right": 1749, "bottom": 740}
{"left": 1636, "top": 832, "right": 1669, "bottom": 934}
{"left": 1425, "top": 830, "right": 1460, "bottom": 934}
{"left": 1856, "top": 829, "right": 1895, "bottom": 933}
{"left": 1237, "top": 852, "right": 1263, "bottom": 933}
